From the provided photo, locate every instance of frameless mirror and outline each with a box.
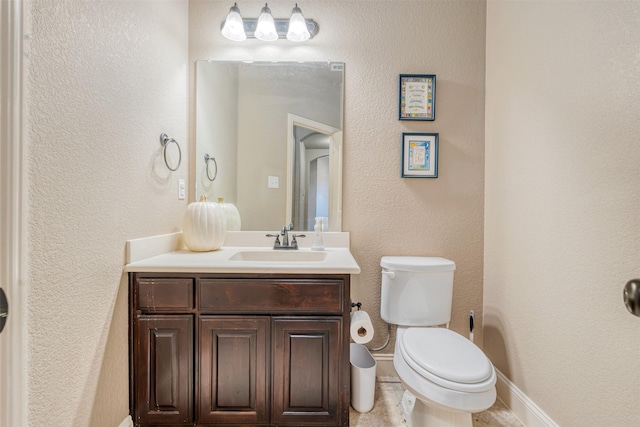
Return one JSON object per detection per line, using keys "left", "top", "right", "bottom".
{"left": 195, "top": 61, "right": 344, "bottom": 232}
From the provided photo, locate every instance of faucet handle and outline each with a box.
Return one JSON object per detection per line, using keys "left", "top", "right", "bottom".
{"left": 290, "top": 234, "right": 306, "bottom": 249}
{"left": 266, "top": 233, "right": 281, "bottom": 248}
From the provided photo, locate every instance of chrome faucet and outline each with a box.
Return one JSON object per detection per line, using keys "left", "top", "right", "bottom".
{"left": 281, "top": 225, "right": 290, "bottom": 247}
{"left": 266, "top": 225, "right": 305, "bottom": 250}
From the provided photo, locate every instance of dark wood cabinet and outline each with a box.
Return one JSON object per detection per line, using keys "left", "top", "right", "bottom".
{"left": 129, "top": 273, "right": 350, "bottom": 427}
{"left": 272, "top": 317, "right": 344, "bottom": 426}
{"left": 198, "top": 316, "right": 269, "bottom": 425}
{"left": 134, "top": 315, "right": 193, "bottom": 426}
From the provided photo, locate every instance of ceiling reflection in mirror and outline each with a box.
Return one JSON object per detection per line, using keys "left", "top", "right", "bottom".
{"left": 195, "top": 61, "right": 344, "bottom": 232}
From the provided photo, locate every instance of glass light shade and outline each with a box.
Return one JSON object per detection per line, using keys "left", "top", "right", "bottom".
{"left": 221, "top": 4, "right": 246, "bottom": 41}
{"left": 254, "top": 4, "right": 278, "bottom": 41}
{"left": 286, "top": 5, "right": 310, "bottom": 42}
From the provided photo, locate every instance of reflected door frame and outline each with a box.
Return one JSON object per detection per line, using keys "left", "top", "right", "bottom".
{"left": 286, "top": 114, "right": 342, "bottom": 232}
{"left": 0, "top": 1, "right": 27, "bottom": 426}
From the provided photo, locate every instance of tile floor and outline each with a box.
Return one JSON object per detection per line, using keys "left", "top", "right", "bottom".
{"left": 349, "top": 381, "right": 525, "bottom": 427}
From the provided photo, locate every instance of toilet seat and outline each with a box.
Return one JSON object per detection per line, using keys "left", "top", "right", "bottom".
{"left": 399, "top": 327, "right": 496, "bottom": 393}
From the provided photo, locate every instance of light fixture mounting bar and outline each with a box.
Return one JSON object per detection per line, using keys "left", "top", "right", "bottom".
{"left": 236, "top": 18, "right": 318, "bottom": 39}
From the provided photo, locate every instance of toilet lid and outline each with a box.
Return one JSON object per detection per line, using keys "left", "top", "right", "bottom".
{"left": 400, "top": 328, "right": 495, "bottom": 391}
{"left": 380, "top": 256, "right": 456, "bottom": 272}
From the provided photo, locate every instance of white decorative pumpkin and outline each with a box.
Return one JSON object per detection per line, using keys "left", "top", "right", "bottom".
{"left": 183, "top": 195, "right": 226, "bottom": 251}
{"left": 217, "top": 197, "right": 242, "bottom": 231}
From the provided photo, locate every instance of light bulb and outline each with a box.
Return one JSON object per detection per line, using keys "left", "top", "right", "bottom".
{"left": 254, "top": 3, "right": 278, "bottom": 41}
{"left": 221, "top": 3, "right": 246, "bottom": 41}
{"left": 286, "top": 4, "right": 310, "bottom": 42}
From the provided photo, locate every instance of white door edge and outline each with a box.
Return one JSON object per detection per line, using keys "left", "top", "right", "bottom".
{"left": 0, "top": 1, "right": 28, "bottom": 426}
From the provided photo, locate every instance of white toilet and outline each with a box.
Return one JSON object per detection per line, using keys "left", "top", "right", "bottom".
{"left": 380, "top": 256, "right": 496, "bottom": 427}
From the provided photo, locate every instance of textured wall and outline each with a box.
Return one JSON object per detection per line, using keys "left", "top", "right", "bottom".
{"left": 25, "top": 1, "right": 188, "bottom": 426}
{"left": 189, "top": 0, "right": 487, "bottom": 348}
{"left": 485, "top": 2, "right": 640, "bottom": 425}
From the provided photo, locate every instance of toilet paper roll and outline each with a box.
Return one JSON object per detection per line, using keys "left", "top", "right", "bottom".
{"left": 350, "top": 310, "right": 375, "bottom": 344}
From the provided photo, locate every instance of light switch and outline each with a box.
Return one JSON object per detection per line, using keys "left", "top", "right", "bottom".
{"left": 268, "top": 176, "right": 279, "bottom": 189}
{"left": 178, "top": 179, "right": 185, "bottom": 199}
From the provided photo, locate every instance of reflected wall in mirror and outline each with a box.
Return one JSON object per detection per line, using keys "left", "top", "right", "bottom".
{"left": 195, "top": 61, "right": 344, "bottom": 232}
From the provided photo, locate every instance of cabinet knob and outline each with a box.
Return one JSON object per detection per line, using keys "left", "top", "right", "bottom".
{"left": 0, "top": 288, "right": 8, "bottom": 334}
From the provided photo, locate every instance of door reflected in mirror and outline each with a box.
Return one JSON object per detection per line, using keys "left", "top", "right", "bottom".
{"left": 195, "top": 61, "right": 344, "bottom": 232}
{"left": 293, "top": 127, "right": 330, "bottom": 231}
{"left": 287, "top": 115, "right": 341, "bottom": 232}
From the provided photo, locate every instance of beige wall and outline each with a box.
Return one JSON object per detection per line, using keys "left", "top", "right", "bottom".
{"left": 485, "top": 1, "right": 640, "bottom": 425}
{"left": 190, "top": 0, "right": 487, "bottom": 349}
{"left": 24, "top": 0, "right": 188, "bottom": 426}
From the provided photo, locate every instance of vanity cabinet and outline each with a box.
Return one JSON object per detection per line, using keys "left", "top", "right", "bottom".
{"left": 198, "top": 316, "right": 269, "bottom": 425}
{"left": 129, "top": 272, "right": 351, "bottom": 427}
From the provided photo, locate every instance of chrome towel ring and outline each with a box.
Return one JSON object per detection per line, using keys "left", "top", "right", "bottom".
{"left": 204, "top": 153, "right": 218, "bottom": 182}
{"left": 160, "top": 133, "right": 182, "bottom": 171}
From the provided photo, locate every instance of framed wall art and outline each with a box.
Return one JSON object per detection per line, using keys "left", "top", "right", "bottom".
{"left": 401, "top": 132, "right": 438, "bottom": 178}
{"left": 398, "top": 74, "right": 436, "bottom": 121}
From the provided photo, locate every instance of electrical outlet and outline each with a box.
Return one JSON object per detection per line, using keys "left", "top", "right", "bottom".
{"left": 178, "top": 179, "right": 185, "bottom": 200}
{"left": 268, "top": 176, "right": 279, "bottom": 189}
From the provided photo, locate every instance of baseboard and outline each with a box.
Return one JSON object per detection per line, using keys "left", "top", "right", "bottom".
{"left": 117, "top": 415, "right": 133, "bottom": 427}
{"left": 373, "top": 353, "right": 399, "bottom": 382}
{"left": 496, "top": 369, "right": 558, "bottom": 427}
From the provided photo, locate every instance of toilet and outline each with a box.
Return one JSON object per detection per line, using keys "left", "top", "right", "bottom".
{"left": 380, "top": 256, "right": 496, "bottom": 427}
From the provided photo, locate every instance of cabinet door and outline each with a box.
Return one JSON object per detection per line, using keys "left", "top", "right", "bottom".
{"left": 199, "top": 316, "right": 269, "bottom": 425}
{"left": 134, "top": 315, "right": 193, "bottom": 425}
{"left": 272, "top": 317, "right": 343, "bottom": 426}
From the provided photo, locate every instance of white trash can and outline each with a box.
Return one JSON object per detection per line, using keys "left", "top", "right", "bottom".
{"left": 350, "top": 343, "right": 377, "bottom": 413}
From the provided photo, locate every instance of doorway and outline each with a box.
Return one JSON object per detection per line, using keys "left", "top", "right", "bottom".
{"left": 286, "top": 114, "right": 342, "bottom": 231}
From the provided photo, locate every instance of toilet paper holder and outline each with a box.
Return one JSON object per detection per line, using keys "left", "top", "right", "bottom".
{"left": 351, "top": 300, "right": 391, "bottom": 351}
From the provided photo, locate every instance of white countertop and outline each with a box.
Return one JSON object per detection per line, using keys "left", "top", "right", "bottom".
{"left": 124, "top": 231, "right": 361, "bottom": 275}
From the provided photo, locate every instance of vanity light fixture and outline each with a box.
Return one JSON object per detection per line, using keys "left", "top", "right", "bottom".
{"left": 220, "top": 3, "right": 246, "bottom": 42}
{"left": 286, "top": 4, "right": 310, "bottom": 42}
{"left": 254, "top": 3, "right": 278, "bottom": 41}
{"left": 221, "top": 2, "right": 318, "bottom": 42}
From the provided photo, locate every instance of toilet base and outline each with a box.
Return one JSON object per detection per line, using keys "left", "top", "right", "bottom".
{"left": 402, "top": 390, "right": 472, "bottom": 427}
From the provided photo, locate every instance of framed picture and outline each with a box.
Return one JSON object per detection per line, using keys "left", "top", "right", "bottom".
{"left": 402, "top": 132, "right": 438, "bottom": 178}
{"left": 398, "top": 74, "right": 436, "bottom": 121}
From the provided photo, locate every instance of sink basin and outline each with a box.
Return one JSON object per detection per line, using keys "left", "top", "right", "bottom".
{"left": 229, "top": 250, "right": 328, "bottom": 262}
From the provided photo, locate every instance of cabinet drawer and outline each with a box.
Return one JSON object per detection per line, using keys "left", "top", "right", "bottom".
{"left": 137, "top": 277, "right": 194, "bottom": 311}
{"left": 199, "top": 279, "right": 345, "bottom": 314}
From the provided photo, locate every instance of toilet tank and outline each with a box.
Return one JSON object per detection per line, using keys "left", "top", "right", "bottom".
{"left": 380, "top": 256, "right": 456, "bottom": 327}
